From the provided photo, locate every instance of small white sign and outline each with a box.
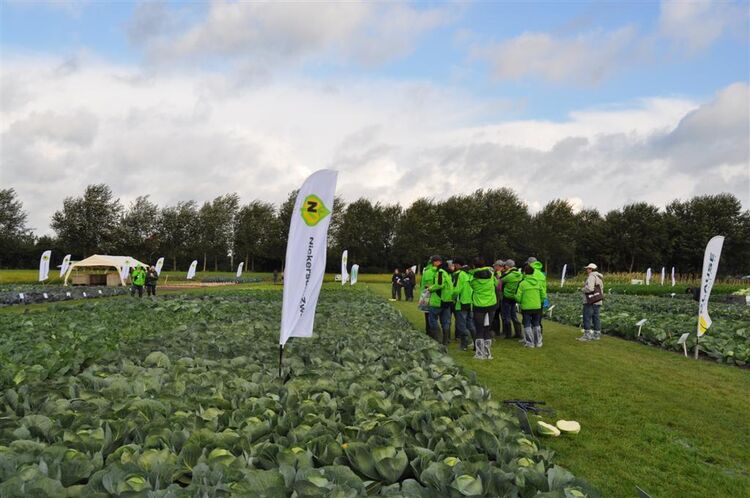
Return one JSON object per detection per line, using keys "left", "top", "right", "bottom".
{"left": 678, "top": 333, "right": 690, "bottom": 357}
{"left": 670, "top": 293, "right": 676, "bottom": 298}
{"left": 98, "top": 289, "right": 103, "bottom": 295}
{"left": 66, "top": 292, "right": 71, "bottom": 297}
{"left": 636, "top": 318, "right": 647, "bottom": 337}
{"left": 547, "top": 304, "right": 556, "bottom": 317}
{"left": 43, "top": 293, "right": 48, "bottom": 299}
{"left": 82, "top": 292, "right": 87, "bottom": 297}
{"left": 19, "top": 293, "right": 25, "bottom": 300}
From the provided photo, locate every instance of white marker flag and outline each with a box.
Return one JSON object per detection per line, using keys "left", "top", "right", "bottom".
{"left": 697, "top": 236, "right": 724, "bottom": 337}
{"left": 671, "top": 267, "right": 676, "bottom": 287}
{"left": 186, "top": 260, "right": 198, "bottom": 280}
{"left": 660, "top": 267, "right": 665, "bottom": 286}
{"left": 645, "top": 268, "right": 652, "bottom": 285}
{"left": 39, "top": 250, "right": 52, "bottom": 281}
{"left": 341, "top": 250, "right": 349, "bottom": 285}
{"left": 560, "top": 264, "right": 568, "bottom": 288}
{"left": 155, "top": 257, "right": 165, "bottom": 276}
{"left": 350, "top": 264, "right": 359, "bottom": 285}
{"left": 236, "top": 262, "right": 244, "bottom": 278}
{"left": 119, "top": 258, "right": 132, "bottom": 283}
{"left": 59, "top": 254, "right": 72, "bottom": 278}
{"left": 279, "top": 169, "right": 338, "bottom": 346}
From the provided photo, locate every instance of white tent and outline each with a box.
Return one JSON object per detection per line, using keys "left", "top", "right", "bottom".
{"left": 64, "top": 254, "right": 149, "bottom": 286}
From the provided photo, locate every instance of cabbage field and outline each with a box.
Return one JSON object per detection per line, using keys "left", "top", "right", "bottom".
{"left": 547, "top": 293, "right": 750, "bottom": 366}
{"left": 0, "top": 285, "right": 129, "bottom": 307}
{"left": 0, "top": 290, "right": 596, "bottom": 497}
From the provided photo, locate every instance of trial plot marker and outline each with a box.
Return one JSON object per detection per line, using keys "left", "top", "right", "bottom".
{"left": 547, "top": 304, "right": 556, "bottom": 317}
{"left": 43, "top": 293, "right": 48, "bottom": 299}
{"left": 18, "top": 293, "right": 24, "bottom": 301}
{"left": 677, "top": 333, "right": 690, "bottom": 357}
{"left": 636, "top": 319, "right": 647, "bottom": 337}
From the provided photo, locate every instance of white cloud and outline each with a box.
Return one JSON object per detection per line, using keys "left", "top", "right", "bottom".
{"left": 1, "top": 56, "right": 747, "bottom": 235}
{"left": 131, "top": 1, "right": 455, "bottom": 70}
{"left": 472, "top": 26, "right": 643, "bottom": 84}
{"left": 660, "top": 0, "right": 749, "bottom": 53}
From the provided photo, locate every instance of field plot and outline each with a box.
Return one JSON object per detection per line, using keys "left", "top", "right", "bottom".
{"left": 0, "top": 289, "right": 594, "bottom": 497}
{"left": 0, "top": 285, "right": 129, "bottom": 307}
{"left": 547, "top": 293, "right": 750, "bottom": 365}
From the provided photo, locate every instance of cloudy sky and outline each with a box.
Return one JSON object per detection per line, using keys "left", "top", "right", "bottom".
{"left": 1, "top": 0, "right": 749, "bottom": 234}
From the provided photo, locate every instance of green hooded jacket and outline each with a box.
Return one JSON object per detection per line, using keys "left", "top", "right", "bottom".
{"left": 529, "top": 261, "right": 547, "bottom": 288}
{"left": 453, "top": 269, "right": 473, "bottom": 309}
{"left": 469, "top": 267, "right": 497, "bottom": 309}
{"left": 420, "top": 264, "right": 436, "bottom": 294}
{"left": 500, "top": 268, "right": 523, "bottom": 301}
{"left": 132, "top": 267, "right": 146, "bottom": 286}
{"left": 515, "top": 272, "right": 546, "bottom": 310}
{"left": 428, "top": 267, "right": 454, "bottom": 307}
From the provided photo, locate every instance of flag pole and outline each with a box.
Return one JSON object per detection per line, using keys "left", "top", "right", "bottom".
{"left": 278, "top": 345, "right": 284, "bottom": 378}
{"left": 694, "top": 335, "right": 699, "bottom": 360}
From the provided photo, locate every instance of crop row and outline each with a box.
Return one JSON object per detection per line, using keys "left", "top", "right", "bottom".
{"left": 546, "top": 293, "right": 750, "bottom": 366}
{"left": 0, "top": 286, "right": 130, "bottom": 307}
{"left": 0, "top": 290, "right": 595, "bottom": 497}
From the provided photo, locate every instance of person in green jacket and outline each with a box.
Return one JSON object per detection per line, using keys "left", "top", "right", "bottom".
{"left": 499, "top": 260, "right": 523, "bottom": 340}
{"left": 451, "top": 259, "right": 475, "bottom": 351}
{"left": 130, "top": 265, "right": 146, "bottom": 298}
{"left": 470, "top": 258, "right": 498, "bottom": 359}
{"left": 419, "top": 261, "right": 436, "bottom": 336}
{"left": 515, "top": 264, "right": 547, "bottom": 347}
{"left": 425, "top": 255, "right": 453, "bottom": 344}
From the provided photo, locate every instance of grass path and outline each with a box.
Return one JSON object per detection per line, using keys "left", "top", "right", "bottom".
{"left": 365, "top": 283, "right": 750, "bottom": 498}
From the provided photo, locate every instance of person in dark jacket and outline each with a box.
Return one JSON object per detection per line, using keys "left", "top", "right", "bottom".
{"left": 402, "top": 268, "right": 416, "bottom": 301}
{"left": 391, "top": 269, "right": 403, "bottom": 301}
{"left": 145, "top": 266, "right": 158, "bottom": 297}
{"left": 499, "top": 260, "right": 523, "bottom": 339}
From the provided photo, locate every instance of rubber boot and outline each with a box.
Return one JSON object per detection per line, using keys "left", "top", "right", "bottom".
{"left": 474, "top": 340, "right": 484, "bottom": 359}
{"left": 533, "top": 326, "right": 543, "bottom": 348}
{"left": 485, "top": 339, "right": 493, "bottom": 359}
{"left": 577, "top": 330, "right": 593, "bottom": 341}
{"left": 593, "top": 330, "right": 601, "bottom": 341}
{"left": 513, "top": 321, "right": 523, "bottom": 339}
{"left": 523, "top": 327, "right": 534, "bottom": 347}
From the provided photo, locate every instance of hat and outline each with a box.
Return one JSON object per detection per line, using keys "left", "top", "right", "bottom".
{"left": 505, "top": 259, "right": 515, "bottom": 267}
{"left": 430, "top": 255, "right": 443, "bottom": 262}
{"left": 526, "top": 256, "right": 537, "bottom": 264}
{"left": 585, "top": 263, "right": 598, "bottom": 270}
{"left": 493, "top": 260, "right": 505, "bottom": 267}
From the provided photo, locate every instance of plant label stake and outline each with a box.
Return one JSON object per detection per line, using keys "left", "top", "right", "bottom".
{"left": 636, "top": 319, "right": 647, "bottom": 337}
{"left": 19, "top": 293, "right": 24, "bottom": 301}
{"left": 83, "top": 292, "right": 87, "bottom": 298}
{"left": 670, "top": 293, "right": 676, "bottom": 298}
{"left": 43, "top": 293, "right": 48, "bottom": 299}
{"left": 677, "top": 333, "right": 690, "bottom": 358}
{"left": 98, "top": 289, "right": 103, "bottom": 295}
{"left": 547, "top": 304, "right": 556, "bottom": 318}
{"left": 66, "top": 292, "right": 71, "bottom": 297}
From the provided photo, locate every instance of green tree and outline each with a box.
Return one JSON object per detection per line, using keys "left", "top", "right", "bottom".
{"left": 157, "top": 201, "right": 198, "bottom": 270}
{"left": 335, "top": 199, "right": 401, "bottom": 270}
{"left": 532, "top": 200, "right": 577, "bottom": 273}
{"left": 0, "top": 188, "right": 33, "bottom": 268}
{"left": 116, "top": 195, "right": 160, "bottom": 261}
{"left": 51, "top": 184, "right": 122, "bottom": 257}
{"left": 236, "top": 200, "right": 276, "bottom": 271}
{"left": 604, "top": 202, "right": 666, "bottom": 273}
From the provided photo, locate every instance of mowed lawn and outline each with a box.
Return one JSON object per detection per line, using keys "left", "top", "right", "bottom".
{"left": 365, "top": 282, "right": 750, "bottom": 498}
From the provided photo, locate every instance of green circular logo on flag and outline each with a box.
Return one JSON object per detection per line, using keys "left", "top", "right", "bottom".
{"left": 300, "top": 194, "right": 331, "bottom": 227}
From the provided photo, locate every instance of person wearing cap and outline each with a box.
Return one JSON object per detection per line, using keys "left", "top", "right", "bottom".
{"left": 499, "top": 259, "right": 523, "bottom": 340}
{"left": 419, "top": 260, "right": 436, "bottom": 335}
{"left": 145, "top": 265, "right": 158, "bottom": 298}
{"left": 579, "top": 263, "right": 604, "bottom": 341}
{"left": 490, "top": 260, "right": 505, "bottom": 336}
{"left": 469, "top": 257, "right": 498, "bottom": 359}
{"left": 515, "top": 264, "right": 546, "bottom": 347}
{"left": 391, "top": 268, "right": 403, "bottom": 301}
{"left": 451, "top": 259, "right": 475, "bottom": 351}
{"left": 425, "top": 255, "right": 453, "bottom": 344}
{"left": 525, "top": 257, "right": 548, "bottom": 293}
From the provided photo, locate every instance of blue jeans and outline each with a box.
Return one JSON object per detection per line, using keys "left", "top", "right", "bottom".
{"left": 455, "top": 308, "right": 474, "bottom": 347}
{"left": 501, "top": 299, "right": 520, "bottom": 327}
{"left": 428, "top": 306, "right": 452, "bottom": 343}
{"left": 522, "top": 309, "right": 542, "bottom": 328}
{"left": 583, "top": 304, "right": 601, "bottom": 331}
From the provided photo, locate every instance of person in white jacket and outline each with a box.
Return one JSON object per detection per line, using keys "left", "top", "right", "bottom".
{"left": 579, "top": 263, "right": 604, "bottom": 341}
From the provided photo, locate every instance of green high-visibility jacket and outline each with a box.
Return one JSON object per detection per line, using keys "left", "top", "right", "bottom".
{"left": 428, "top": 267, "right": 453, "bottom": 307}
{"left": 453, "top": 269, "right": 473, "bottom": 309}
{"left": 132, "top": 268, "right": 146, "bottom": 286}
{"left": 529, "top": 261, "right": 547, "bottom": 288}
{"left": 500, "top": 268, "right": 523, "bottom": 301}
{"left": 515, "top": 273, "right": 546, "bottom": 310}
{"left": 469, "top": 267, "right": 497, "bottom": 309}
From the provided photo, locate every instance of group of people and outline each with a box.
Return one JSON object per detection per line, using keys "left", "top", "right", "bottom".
{"left": 129, "top": 265, "right": 158, "bottom": 298}
{"left": 416, "top": 255, "right": 605, "bottom": 359}
{"left": 390, "top": 267, "right": 417, "bottom": 301}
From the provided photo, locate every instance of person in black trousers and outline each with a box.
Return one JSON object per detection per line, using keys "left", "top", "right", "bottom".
{"left": 391, "top": 269, "right": 403, "bottom": 300}
{"left": 402, "top": 268, "right": 416, "bottom": 301}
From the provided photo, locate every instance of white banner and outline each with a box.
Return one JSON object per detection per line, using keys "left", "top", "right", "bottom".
{"left": 187, "top": 260, "right": 198, "bottom": 280}
{"left": 645, "top": 267, "right": 652, "bottom": 285}
{"left": 697, "top": 236, "right": 724, "bottom": 337}
{"left": 341, "top": 250, "right": 349, "bottom": 285}
{"left": 560, "top": 263, "right": 568, "bottom": 288}
{"left": 660, "top": 267, "right": 665, "bottom": 286}
{"left": 155, "top": 257, "right": 165, "bottom": 276}
{"left": 279, "top": 169, "right": 338, "bottom": 346}
{"left": 59, "top": 254, "right": 72, "bottom": 278}
{"left": 350, "top": 264, "right": 359, "bottom": 285}
{"left": 39, "top": 250, "right": 51, "bottom": 281}
{"left": 119, "top": 257, "right": 132, "bottom": 283}
{"left": 671, "top": 266, "right": 676, "bottom": 287}
{"left": 236, "top": 262, "right": 244, "bottom": 278}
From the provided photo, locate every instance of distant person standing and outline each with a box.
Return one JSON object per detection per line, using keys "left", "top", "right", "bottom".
{"left": 391, "top": 268, "right": 403, "bottom": 301}
{"left": 273, "top": 269, "right": 279, "bottom": 284}
{"left": 145, "top": 266, "right": 158, "bottom": 297}
{"left": 469, "top": 258, "right": 498, "bottom": 359}
{"left": 426, "top": 255, "right": 453, "bottom": 344}
{"left": 579, "top": 263, "right": 604, "bottom": 341}
{"left": 131, "top": 265, "right": 146, "bottom": 298}
{"left": 452, "top": 259, "right": 474, "bottom": 351}
{"left": 402, "top": 268, "right": 416, "bottom": 302}
{"left": 515, "top": 264, "right": 546, "bottom": 347}
{"left": 499, "top": 260, "right": 523, "bottom": 340}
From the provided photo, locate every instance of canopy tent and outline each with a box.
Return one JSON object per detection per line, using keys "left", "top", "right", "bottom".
{"left": 64, "top": 254, "right": 149, "bottom": 286}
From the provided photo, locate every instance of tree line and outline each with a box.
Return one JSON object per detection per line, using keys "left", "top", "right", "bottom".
{"left": 2, "top": 185, "right": 749, "bottom": 276}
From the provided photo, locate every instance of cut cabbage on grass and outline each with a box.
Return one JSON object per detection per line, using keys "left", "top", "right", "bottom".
{"left": 556, "top": 420, "right": 581, "bottom": 434}
{"left": 537, "top": 421, "right": 561, "bottom": 437}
